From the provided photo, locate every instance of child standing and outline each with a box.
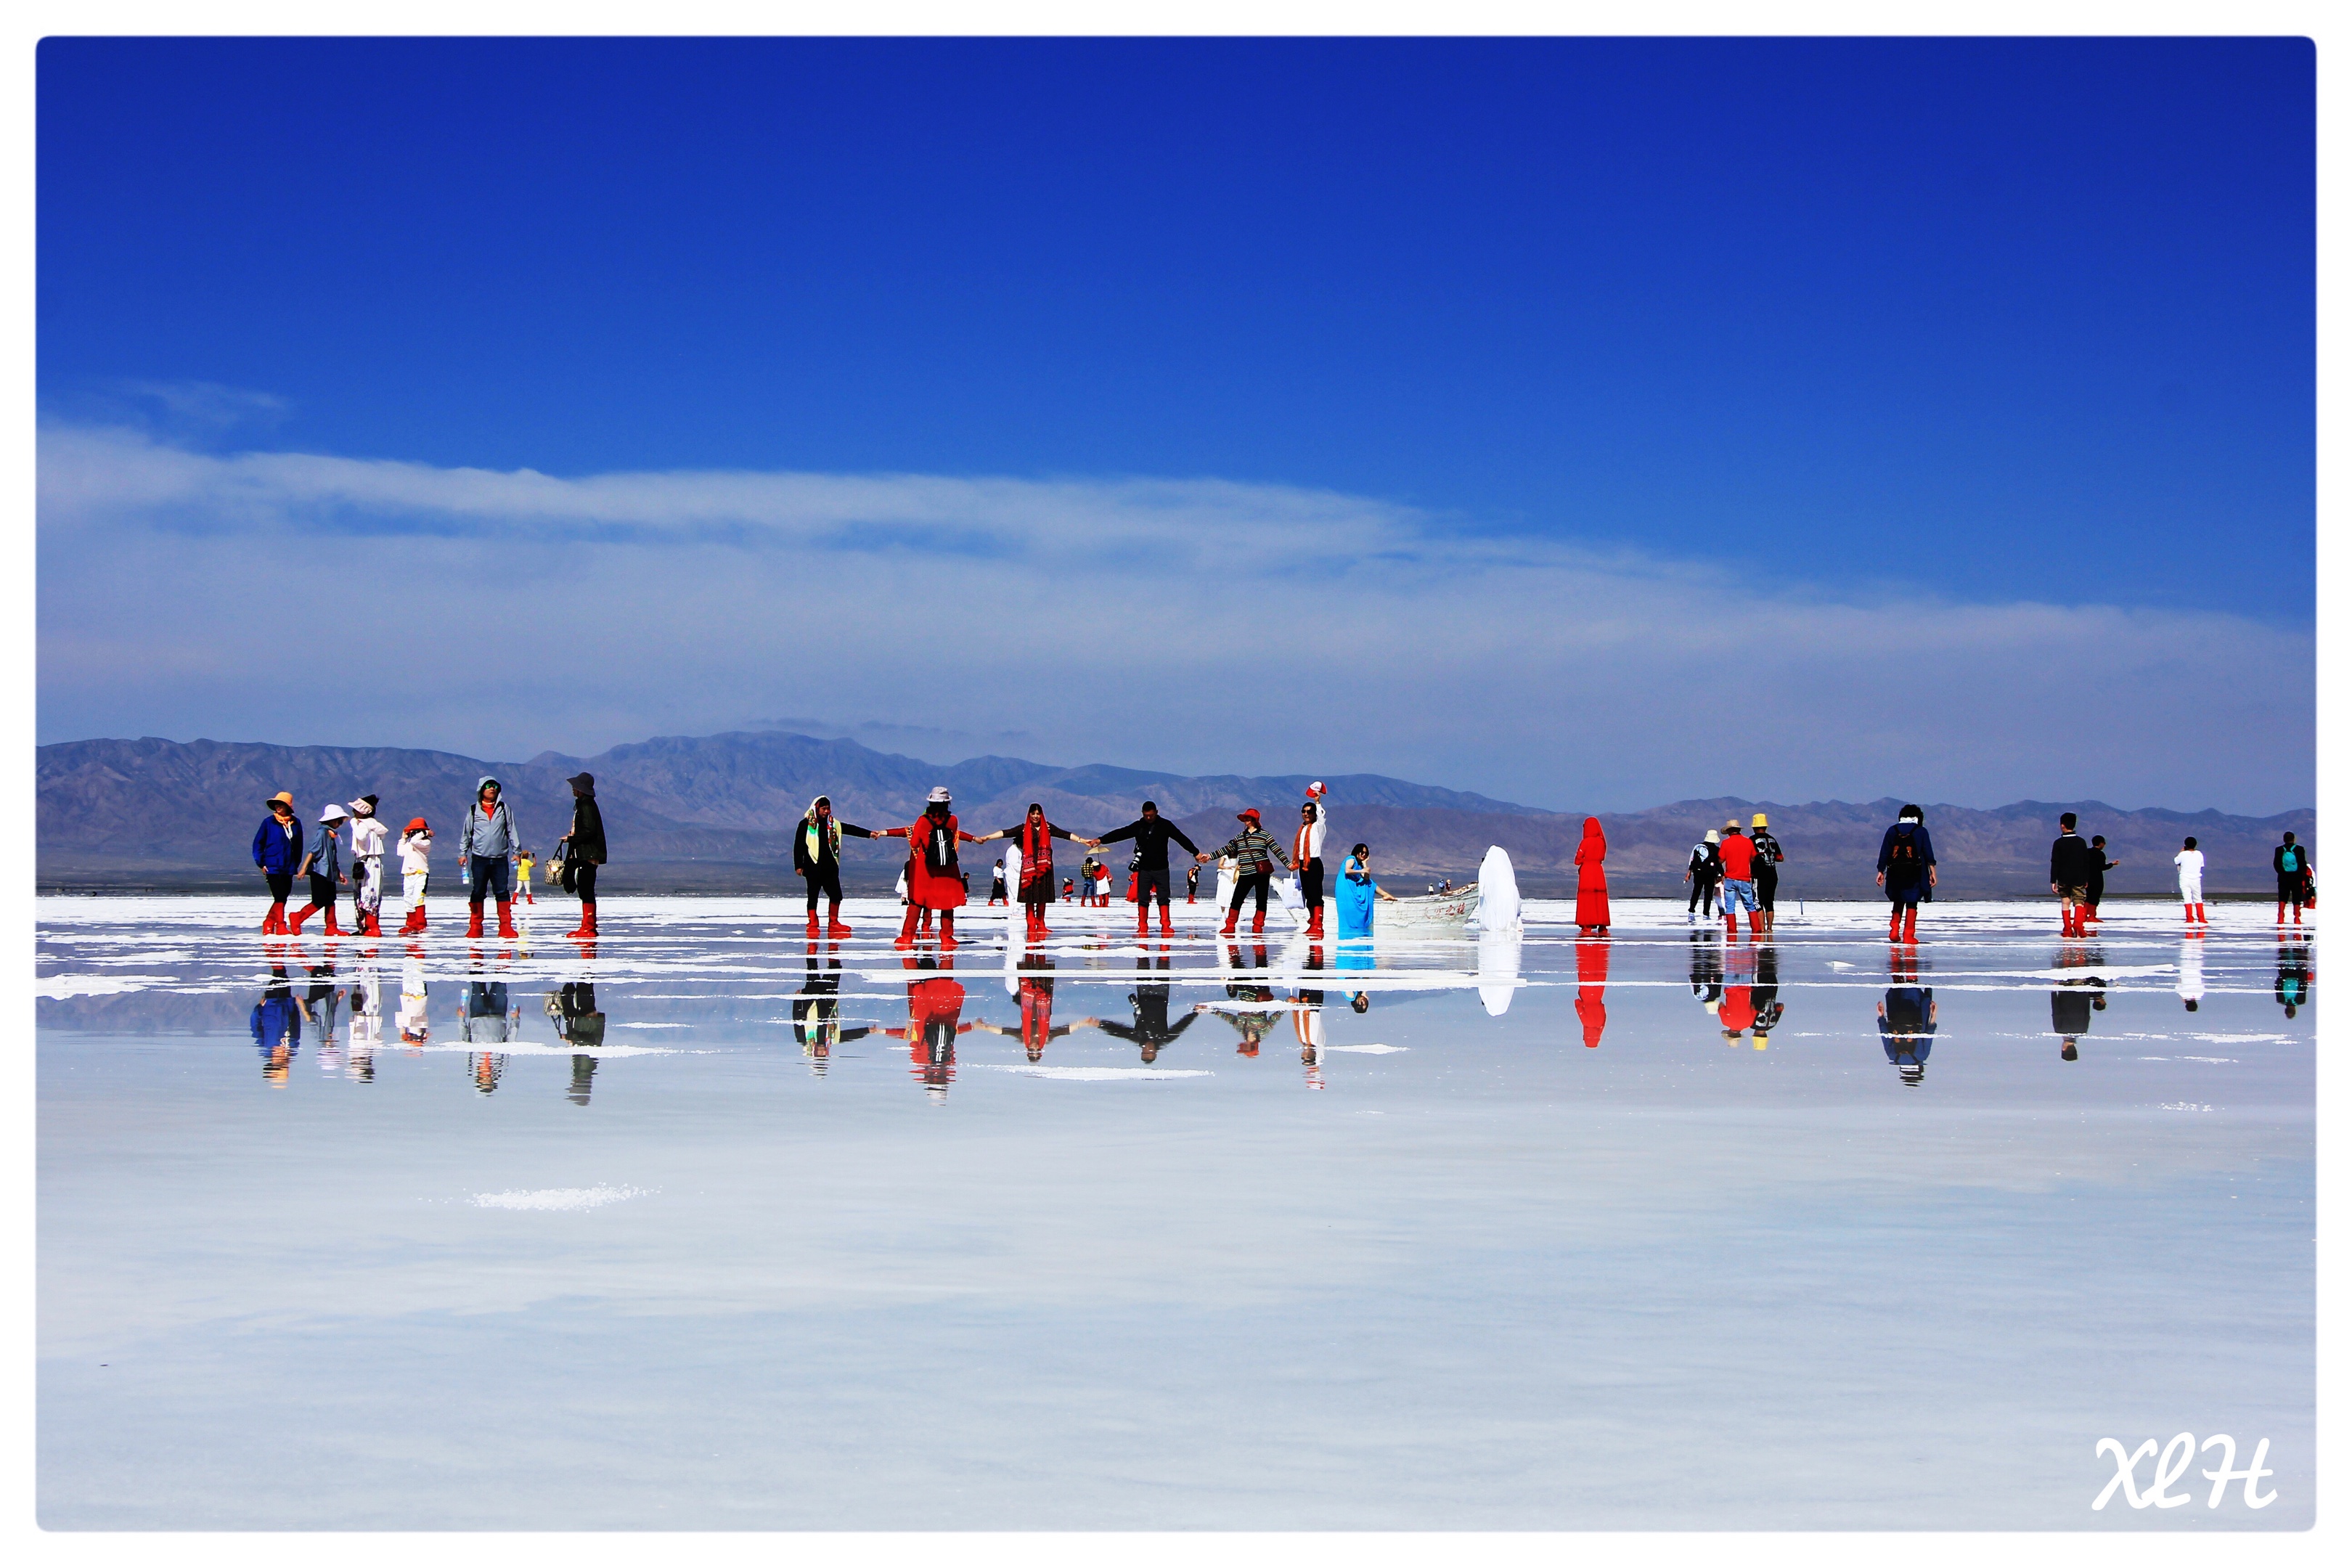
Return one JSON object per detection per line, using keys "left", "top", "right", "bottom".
{"left": 2174, "top": 836, "right": 2207, "bottom": 926}
{"left": 399, "top": 818, "right": 433, "bottom": 935}
{"left": 2086, "top": 835, "right": 2118, "bottom": 924}
{"left": 518, "top": 847, "right": 537, "bottom": 906}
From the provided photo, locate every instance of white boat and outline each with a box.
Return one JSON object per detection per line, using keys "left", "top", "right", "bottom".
{"left": 1382, "top": 882, "right": 1479, "bottom": 930}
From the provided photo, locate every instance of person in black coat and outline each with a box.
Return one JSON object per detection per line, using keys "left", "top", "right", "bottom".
{"left": 560, "top": 772, "right": 608, "bottom": 940}
{"left": 2049, "top": 812, "right": 2098, "bottom": 936}
{"left": 2274, "top": 832, "right": 2315, "bottom": 927}
{"left": 1093, "top": 801, "right": 1204, "bottom": 939}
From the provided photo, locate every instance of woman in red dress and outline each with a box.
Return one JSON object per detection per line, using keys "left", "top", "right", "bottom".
{"left": 1574, "top": 816, "right": 1611, "bottom": 935}
{"left": 881, "top": 787, "right": 982, "bottom": 949}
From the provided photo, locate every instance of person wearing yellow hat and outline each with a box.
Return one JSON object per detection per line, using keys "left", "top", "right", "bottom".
{"left": 250, "top": 791, "right": 304, "bottom": 934}
{"left": 1749, "top": 812, "right": 1786, "bottom": 933}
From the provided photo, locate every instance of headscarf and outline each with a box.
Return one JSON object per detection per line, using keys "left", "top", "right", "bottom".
{"left": 1580, "top": 816, "right": 1606, "bottom": 856}
{"left": 801, "top": 796, "right": 840, "bottom": 859}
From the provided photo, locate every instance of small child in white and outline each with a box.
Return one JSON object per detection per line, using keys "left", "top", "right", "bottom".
{"left": 2175, "top": 835, "right": 2208, "bottom": 926}
{"left": 399, "top": 817, "right": 434, "bottom": 935}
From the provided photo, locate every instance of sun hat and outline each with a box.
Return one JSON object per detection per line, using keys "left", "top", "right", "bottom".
{"left": 1705, "top": 830, "right": 1720, "bottom": 844}
{"left": 318, "top": 804, "right": 348, "bottom": 822}
{"left": 1752, "top": 812, "right": 1768, "bottom": 828}
{"left": 926, "top": 786, "right": 952, "bottom": 804}
{"left": 351, "top": 795, "right": 378, "bottom": 815}
{"left": 1237, "top": 808, "right": 1262, "bottom": 824}
{"left": 266, "top": 791, "right": 295, "bottom": 811}
{"left": 405, "top": 817, "right": 430, "bottom": 833}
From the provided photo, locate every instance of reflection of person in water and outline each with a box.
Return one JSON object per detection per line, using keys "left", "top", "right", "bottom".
{"left": 461, "top": 976, "right": 513, "bottom": 1046}
{"left": 790, "top": 941, "right": 868, "bottom": 1076}
{"left": 1572, "top": 936, "right": 1610, "bottom": 1048}
{"left": 1292, "top": 949, "right": 1328, "bottom": 1087}
{"left": 1081, "top": 955, "right": 1200, "bottom": 1063}
{"left": 1749, "top": 942, "right": 1784, "bottom": 1045}
{"left": 1877, "top": 949, "right": 1936, "bottom": 1085}
{"left": 1197, "top": 972, "right": 1283, "bottom": 1058}
{"left": 344, "top": 945, "right": 383, "bottom": 1080}
{"left": 399, "top": 946, "right": 430, "bottom": 1046}
{"left": 1719, "top": 939, "right": 1759, "bottom": 1045}
{"left": 2176, "top": 934, "right": 2206, "bottom": 1013}
{"left": 251, "top": 951, "right": 301, "bottom": 1084}
{"left": 1688, "top": 930, "right": 1723, "bottom": 1025}
{"left": 883, "top": 955, "right": 971, "bottom": 1101}
{"left": 2275, "top": 935, "right": 2314, "bottom": 1018}
{"left": 974, "top": 952, "right": 1072, "bottom": 1061}
{"left": 2051, "top": 943, "right": 2107, "bottom": 1061}
{"left": 298, "top": 957, "right": 342, "bottom": 1070}
{"left": 548, "top": 979, "right": 607, "bottom": 1102}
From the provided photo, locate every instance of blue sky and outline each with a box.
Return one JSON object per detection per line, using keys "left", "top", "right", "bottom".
{"left": 35, "top": 38, "right": 2315, "bottom": 812}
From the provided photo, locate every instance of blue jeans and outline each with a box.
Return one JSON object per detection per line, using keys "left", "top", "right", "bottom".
{"left": 468, "top": 854, "right": 512, "bottom": 903}
{"left": 1720, "top": 879, "right": 1757, "bottom": 914}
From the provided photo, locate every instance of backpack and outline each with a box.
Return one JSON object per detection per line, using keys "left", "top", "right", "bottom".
{"left": 1887, "top": 828, "right": 1919, "bottom": 865}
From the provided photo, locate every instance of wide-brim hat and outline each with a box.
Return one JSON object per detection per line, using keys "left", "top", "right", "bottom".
{"left": 926, "top": 786, "right": 952, "bottom": 804}
{"left": 351, "top": 795, "right": 378, "bottom": 813}
{"left": 318, "top": 804, "right": 349, "bottom": 823}
{"left": 405, "top": 817, "right": 430, "bottom": 833}
{"left": 1237, "top": 808, "right": 1262, "bottom": 823}
{"left": 567, "top": 772, "right": 595, "bottom": 788}
{"left": 265, "top": 791, "right": 295, "bottom": 811}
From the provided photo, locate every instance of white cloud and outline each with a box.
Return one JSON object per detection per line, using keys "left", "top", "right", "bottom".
{"left": 36, "top": 423, "right": 2314, "bottom": 814}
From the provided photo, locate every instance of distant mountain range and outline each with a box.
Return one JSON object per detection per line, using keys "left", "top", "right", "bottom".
{"left": 36, "top": 732, "right": 2313, "bottom": 898}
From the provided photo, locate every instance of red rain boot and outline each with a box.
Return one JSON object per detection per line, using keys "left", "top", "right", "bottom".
{"left": 2294, "top": 902, "right": 2303, "bottom": 925}
{"left": 828, "top": 906, "right": 853, "bottom": 938}
{"left": 807, "top": 911, "right": 821, "bottom": 937}
{"left": 1902, "top": 907, "right": 1918, "bottom": 943}
{"left": 264, "top": 902, "right": 287, "bottom": 934}
{"left": 1135, "top": 905, "right": 1151, "bottom": 938}
{"left": 1159, "top": 904, "right": 1175, "bottom": 937}
{"left": 895, "top": 907, "right": 920, "bottom": 949}
{"left": 1251, "top": 909, "right": 1266, "bottom": 936}
{"left": 1749, "top": 911, "right": 1764, "bottom": 938}
{"left": 1888, "top": 907, "right": 1903, "bottom": 942}
{"left": 497, "top": 899, "right": 518, "bottom": 939}
{"left": 324, "top": 905, "right": 344, "bottom": 936}
{"left": 2195, "top": 904, "right": 2208, "bottom": 924}
{"left": 938, "top": 912, "right": 957, "bottom": 950}
{"left": 1220, "top": 908, "right": 1240, "bottom": 937}
{"left": 2277, "top": 903, "right": 2287, "bottom": 925}
{"left": 466, "top": 904, "right": 485, "bottom": 939}
{"left": 365, "top": 910, "right": 383, "bottom": 937}
{"left": 1306, "top": 905, "right": 1324, "bottom": 940}
{"left": 577, "top": 904, "right": 597, "bottom": 939}
{"left": 287, "top": 902, "right": 314, "bottom": 935}
{"left": 1724, "top": 910, "right": 1737, "bottom": 936}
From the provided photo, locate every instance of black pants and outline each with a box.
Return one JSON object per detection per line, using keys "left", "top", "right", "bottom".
{"left": 1137, "top": 864, "right": 1173, "bottom": 907}
{"left": 1228, "top": 871, "right": 1271, "bottom": 916}
{"left": 264, "top": 870, "right": 293, "bottom": 903}
{"left": 1299, "top": 857, "right": 1324, "bottom": 907}
{"left": 1755, "top": 868, "right": 1778, "bottom": 912}
{"left": 575, "top": 862, "right": 598, "bottom": 905}
{"left": 1689, "top": 878, "right": 1718, "bottom": 916}
{"left": 804, "top": 865, "right": 843, "bottom": 909}
{"left": 304, "top": 872, "right": 337, "bottom": 912}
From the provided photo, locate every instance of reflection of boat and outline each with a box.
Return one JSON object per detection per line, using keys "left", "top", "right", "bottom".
{"left": 1383, "top": 883, "right": 1479, "bottom": 930}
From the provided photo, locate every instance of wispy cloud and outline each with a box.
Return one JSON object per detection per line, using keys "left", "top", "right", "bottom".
{"left": 36, "top": 422, "right": 2314, "bottom": 814}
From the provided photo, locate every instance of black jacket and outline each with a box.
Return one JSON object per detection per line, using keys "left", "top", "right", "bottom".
{"left": 568, "top": 795, "right": 608, "bottom": 865}
{"left": 2050, "top": 833, "right": 2095, "bottom": 887}
{"left": 1095, "top": 815, "right": 1202, "bottom": 870}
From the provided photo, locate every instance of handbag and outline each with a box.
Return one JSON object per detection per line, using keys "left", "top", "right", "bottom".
{"left": 549, "top": 838, "right": 576, "bottom": 893}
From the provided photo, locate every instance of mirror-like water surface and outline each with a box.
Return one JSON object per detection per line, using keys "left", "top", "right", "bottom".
{"left": 38, "top": 894, "right": 2313, "bottom": 1529}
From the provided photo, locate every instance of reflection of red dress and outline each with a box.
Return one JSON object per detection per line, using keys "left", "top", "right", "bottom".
{"left": 1573, "top": 936, "right": 1609, "bottom": 1048}
{"left": 892, "top": 967, "right": 970, "bottom": 1093}
{"left": 1573, "top": 817, "right": 1610, "bottom": 929}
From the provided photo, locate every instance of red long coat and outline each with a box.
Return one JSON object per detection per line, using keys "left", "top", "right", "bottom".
{"left": 1574, "top": 817, "right": 1610, "bottom": 929}
{"left": 1574, "top": 936, "right": 1610, "bottom": 1048}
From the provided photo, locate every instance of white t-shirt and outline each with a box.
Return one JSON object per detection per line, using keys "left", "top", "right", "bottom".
{"left": 399, "top": 833, "right": 432, "bottom": 875}
{"left": 2175, "top": 849, "right": 2205, "bottom": 883}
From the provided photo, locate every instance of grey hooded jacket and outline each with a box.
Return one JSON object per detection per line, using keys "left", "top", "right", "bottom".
{"left": 460, "top": 776, "right": 519, "bottom": 863}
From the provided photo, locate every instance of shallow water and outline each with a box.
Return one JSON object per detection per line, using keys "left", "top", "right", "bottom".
{"left": 36, "top": 894, "right": 2314, "bottom": 1530}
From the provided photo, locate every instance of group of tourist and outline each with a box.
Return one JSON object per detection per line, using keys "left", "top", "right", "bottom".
{"left": 256, "top": 776, "right": 2314, "bottom": 950}
{"left": 251, "top": 773, "right": 606, "bottom": 941}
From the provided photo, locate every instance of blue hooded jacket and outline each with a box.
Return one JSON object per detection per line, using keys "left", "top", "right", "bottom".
{"left": 1877, "top": 820, "right": 1936, "bottom": 886}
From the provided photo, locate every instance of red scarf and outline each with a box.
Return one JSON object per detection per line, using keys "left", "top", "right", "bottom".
{"left": 1019, "top": 816, "right": 1055, "bottom": 888}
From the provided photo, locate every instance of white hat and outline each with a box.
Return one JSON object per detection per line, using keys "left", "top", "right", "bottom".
{"left": 926, "top": 785, "right": 952, "bottom": 804}
{"left": 318, "top": 804, "right": 349, "bottom": 822}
